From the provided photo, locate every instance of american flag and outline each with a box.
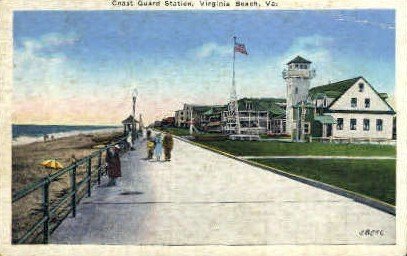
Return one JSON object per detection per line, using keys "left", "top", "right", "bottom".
{"left": 234, "top": 43, "right": 248, "bottom": 55}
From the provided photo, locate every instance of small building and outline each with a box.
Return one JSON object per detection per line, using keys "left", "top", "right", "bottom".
{"left": 161, "top": 116, "right": 175, "bottom": 127}
{"left": 122, "top": 115, "right": 138, "bottom": 134}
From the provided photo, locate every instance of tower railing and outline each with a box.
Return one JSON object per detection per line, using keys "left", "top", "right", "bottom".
{"left": 282, "top": 69, "right": 316, "bottom": 79}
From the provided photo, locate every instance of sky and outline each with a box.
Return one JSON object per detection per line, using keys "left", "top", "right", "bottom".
{"left": 13, "top": 10, "right": 395, "bottom": 125}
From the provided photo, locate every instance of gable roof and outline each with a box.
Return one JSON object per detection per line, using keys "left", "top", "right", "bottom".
{"left": 287, "top": 56, "right": 312, "bottom": 65}
{"left": 308, "top": 77, "right": 362, "bottom": 100}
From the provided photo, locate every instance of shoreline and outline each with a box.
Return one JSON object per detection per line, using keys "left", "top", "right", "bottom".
{"left": 12, "top": 127, "right": 122, "bottom": 146}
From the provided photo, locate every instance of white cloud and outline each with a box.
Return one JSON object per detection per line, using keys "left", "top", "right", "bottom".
{"left": 13, "top": 33, "right": 72, "bottom": 99}
{"left": 40, "top": 32, "right": 79, "bottom": 46}
{"left": 331, "top": 13, "right": 395, "bottom": 30}
{"left": 193, "top": 42, "right": 230, "bottom": 59}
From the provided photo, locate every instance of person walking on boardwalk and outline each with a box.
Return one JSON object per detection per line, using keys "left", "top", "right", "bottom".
{"left": 105, "top": 145, "right": 121, "bottom": 186}
{"left": 127, "top": 131, "right": 135, "bottom": 151}
{"left": 146, "top": 137, "right": 155, "bottom": 159}
{"left": 154, "top": 133, "right": 163, "bottom": 161}
{"left": 162, "top": 132, "right": 174, "bottom": 161}
{"left": 146, "top": 129, "right": 152, "bottom": 140}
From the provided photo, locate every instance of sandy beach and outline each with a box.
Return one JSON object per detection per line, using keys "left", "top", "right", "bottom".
{"left": 12, "top": 130, "right": 124, "bottom": 242}
{"left": 12, "top": 130, "right": 123, "bottom": 191}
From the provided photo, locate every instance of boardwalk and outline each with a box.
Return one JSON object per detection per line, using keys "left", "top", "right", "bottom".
{"left": 51, "top": 137, "right": 395, "bottom": 245}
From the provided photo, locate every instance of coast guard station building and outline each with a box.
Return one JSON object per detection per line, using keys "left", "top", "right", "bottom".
{"left": 282, "top": 56, "right": 395, "bottom": 140}
{"left": 173, "top": 56, "right": 395, "bottom": 141}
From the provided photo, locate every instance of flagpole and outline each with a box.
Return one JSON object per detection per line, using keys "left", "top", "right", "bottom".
{"left": 232, "top": 36, "right": 241, "bottom": 135}
{"left": 232, "top": 36, "right": 236, "bottom": 96}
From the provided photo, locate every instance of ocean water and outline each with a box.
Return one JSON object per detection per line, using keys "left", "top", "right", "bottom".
{"left": 12, "top": 124, "right": 121, "bottom": 145}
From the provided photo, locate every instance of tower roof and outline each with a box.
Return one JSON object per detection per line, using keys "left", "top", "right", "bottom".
{"left": 287, "top": 56, "right": 312, "bottom": 65}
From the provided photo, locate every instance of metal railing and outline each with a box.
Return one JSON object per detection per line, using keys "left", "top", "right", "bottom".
{"left": 12, "top": 136, "right": 127, "bottom": 244}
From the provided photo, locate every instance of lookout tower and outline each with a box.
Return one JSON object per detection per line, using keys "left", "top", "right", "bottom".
{"left": 282, "top": 56, "right": 315, "bottom": 136}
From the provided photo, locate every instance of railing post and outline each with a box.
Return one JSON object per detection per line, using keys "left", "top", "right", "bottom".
{"left": 97, "top": 151, "right": 102, "bottom": 185}
{"left": 42, "top": 177, "right": 50, "bottom": 244}
{"left": 71, "top": 166, "right": 77, "bottom": 218}
{"left": 87, "top": 158, "right": 92, "bottom": 197}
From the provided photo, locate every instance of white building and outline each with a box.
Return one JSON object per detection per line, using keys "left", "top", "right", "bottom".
{"left": 309, "top": 76, "right": 395, "bottom": 140}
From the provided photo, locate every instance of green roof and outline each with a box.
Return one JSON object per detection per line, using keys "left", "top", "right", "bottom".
{"left": 314, "top": 115, "right": 336, "bottom": 124}
{"left": 192, "top": 106, "right": 212, "bottom": 112}
{"left": 287, "top": 56, "right": 312, "bottom": 65}
{"left": 238, "top": 97, "right": 286, "bottom": 116}
{"left": 203, "top": 109, "right": 214, "bottom": 116}
{"left": 308, "top": 77, "right": 362, "bottom": 100}
{"left": 202, "top": 105, "right": 227, "bottom": 116}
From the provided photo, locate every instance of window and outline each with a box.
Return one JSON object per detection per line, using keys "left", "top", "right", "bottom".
{"left": 295, "top": 87, "right": 298, "bottom": 94}
{"left": 246, "top": 102, "right": 252, "bottom": 110}
{"left": 350, "top": 119, "right": 357, "bottom": 130}
{"left": 365, "top": 98, "right": 370, "bottom": 108}
{"left": 295, "top": 64, "right": 299, "bottom": 68}
{"left": 376, "top": 119, "right": 383, "bottom": 131}
{"left": 323, "top": 98, "right": 327, "bottom": 107}
{"left": 337, "top": 118, "right": 344, "bottom": 130}
{"left": 363, "top": 119, "right": 370, "bottom": 131}
{"left": 351, "top": 98, "right": 357, "bottom": 108}
{"left": 358, "top": 83, "right": 364, "bottom": 92}
{"left": 303, "top": 122, "right": 310, "bottom": 134}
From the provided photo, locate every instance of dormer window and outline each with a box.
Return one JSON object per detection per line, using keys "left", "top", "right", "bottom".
{"left": 358, "top": 83, "right": 364, "bottom": 92}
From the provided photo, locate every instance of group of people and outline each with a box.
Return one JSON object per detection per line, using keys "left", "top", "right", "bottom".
{"left": 104, "top": 129, "right": 174, "bottom": 186}
{"left": 146, "top": 129, "right": 174, "bottom": 161}
{"left": 43, "top": 134, "right": 55, "bottom": 142}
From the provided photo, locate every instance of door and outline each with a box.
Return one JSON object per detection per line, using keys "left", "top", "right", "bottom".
{"left": 327, "top": 124, "right": 332, "bottom": 137}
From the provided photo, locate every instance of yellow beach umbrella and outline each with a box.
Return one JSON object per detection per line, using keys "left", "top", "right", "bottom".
{"left": 40, "top": 159, "right": 63, "bottom": 170}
